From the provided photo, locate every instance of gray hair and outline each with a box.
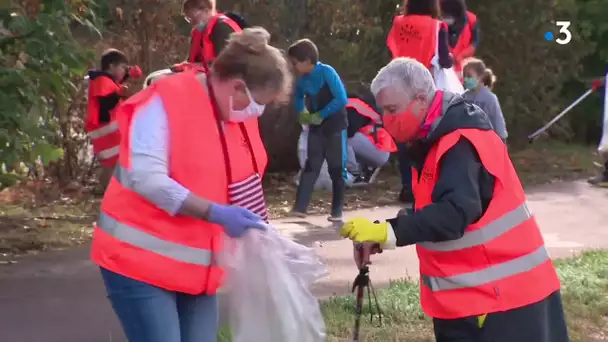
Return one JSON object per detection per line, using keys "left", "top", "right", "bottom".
{"left": 370, "top": 58, "right": 436, "bottom": 102}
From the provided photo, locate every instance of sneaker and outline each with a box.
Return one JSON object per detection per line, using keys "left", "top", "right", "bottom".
{"left": 327, "top": 215, "right": 344, "bottom": 223}
{"left": 350, "top": 174, "right": 369, "bottom": 187}
{"left": 399, "top": 187, "right": 414, "bottom": 203}
{"left": 366, "top": 167, "right": 381, "bottom": 184}
{"left": 587, "top": 175, "right": 608, "bottom": 187}
{"left": 289, "top": 210, "right": 308, "bottom": 218}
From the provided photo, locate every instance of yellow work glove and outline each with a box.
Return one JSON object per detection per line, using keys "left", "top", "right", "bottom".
{"left": 309, "top": 112, "right": 324, "bottom": 125}
{"left": 477, "top": 314, "right": 487, "bottom": 328}
{"left": 340, "top": 217, "right": 389, "bottom": 244}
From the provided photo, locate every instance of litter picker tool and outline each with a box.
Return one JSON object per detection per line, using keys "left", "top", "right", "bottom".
{"left": 351, "top": 244, "right": 383, "bottom": 341}
{"left": 528, "top": 79, "right": 605, "bottom": 143}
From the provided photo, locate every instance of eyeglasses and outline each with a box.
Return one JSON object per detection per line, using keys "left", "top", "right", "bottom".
{"left": 183, "top": 10, "right": 202, "bottom": 24}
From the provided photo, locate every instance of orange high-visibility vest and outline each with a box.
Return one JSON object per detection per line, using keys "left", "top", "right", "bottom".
{"left": 85, "top": 75, "right": 122, "bottom": 168}
{"left": 451, "top": 11, "right": 478, "bottom": 78}
{"left": 387, "top": 15, "right": 440, "bottom": 68}
{"left": 346, "top": 98, "right": 397, "bottom": 152}
{"left": 189, "top": 14, "right": 242, "bottom": 64}
{"left": 411, "top": 128, "right": 560, "bottom": 319}
{"left": 90, "top": 71, "right": 268, "bottom": 295}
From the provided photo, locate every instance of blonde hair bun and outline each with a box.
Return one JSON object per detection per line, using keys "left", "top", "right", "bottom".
{"left": 230, "top": 27, "right": 270, "bottom": 54}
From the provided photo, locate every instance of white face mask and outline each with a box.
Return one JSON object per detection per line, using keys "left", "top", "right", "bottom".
{"left": 442, "top": 16, "right": 455, "bottom": 25}
{"left": 228, "top": 86, "right": 266, "bottom": 123}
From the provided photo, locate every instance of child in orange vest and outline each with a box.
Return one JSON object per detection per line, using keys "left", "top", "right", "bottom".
{"left": 86, "top": 49, "right": 141, "bottom": 190}
{"left": 172, "top": 0, "right": 247, "bottom": 71}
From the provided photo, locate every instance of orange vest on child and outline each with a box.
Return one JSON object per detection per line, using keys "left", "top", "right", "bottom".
{"left": 85, "top": 75, "right": 122, "bottom": 168}
{"left": 412, "top": 128, "right": 560, "bottom": 319}
{"left": 90, "top": 72, "right": 267, "bottom": 294}
{"left": 189, "top": 14, "right": 242, "bottom": 64}
{"left": 346, "top": 98, "right": 397, "bottom": 152}
{"left": 451, "top": 11, "right": 478, "bottom": 78}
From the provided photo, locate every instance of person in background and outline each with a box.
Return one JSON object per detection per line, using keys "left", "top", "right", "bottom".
{"left": 462, "top": 57, "right": 507, "bottom": 142}
{"left": 91, "top": 27, "right": 292, "bottom": 342}
{"left": 171, "top": 0, "right": 246, "bottom": 71}
{"left": 345, "top": 93, "right": 397, "bottom": 185}
{"left": 588, "top": 76, "right": 608, "bottom": 187}
{"left": 441, "top": 0, "right": 479, "bottom": 81}
{"left": 387, "top": 0, "right": 453, "bottom": 70}
{"left": 86, "top": 49, "right": 142, "bottom": 192}
{"left": 387, "top": 0, "right": 453, "bottom": 203}
{"left": 288, "top": 38, "right": 348, "bottom": 222}
{"left": 340, "top": 57, "right": 569, "bottom": 342}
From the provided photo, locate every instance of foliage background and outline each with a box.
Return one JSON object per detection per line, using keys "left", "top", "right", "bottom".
{"left": 1, "top": 0, "right": 607, "bottom": 183}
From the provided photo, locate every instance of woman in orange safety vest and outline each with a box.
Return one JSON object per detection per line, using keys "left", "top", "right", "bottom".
{"left": 340, "top": 58, "right": 569, "bottom": 342}
{"left": 91, "top": 27, "right": 292, "bottom": 342}
{"left": 387, "top": 0, "right": 454, "bottom": 70}
{"left": 441, "top": 0, "right": 479, "bottom": 81}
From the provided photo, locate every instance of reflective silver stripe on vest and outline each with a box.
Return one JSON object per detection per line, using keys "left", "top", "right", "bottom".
{"left": 347, "top": 99, "right": 381, "bottom": 122}
{"left": 421, "top": 245, "right": 549, "bottom": 292}
{"left": 419, "top": 202, "right": 532, "bottom": 252}
{"left": 98, "top": 146, "right": 119, "bottom": 160}
{"left": 88, "top": 121, "right": 119, "bottom": 139}
{"left": 97, "top": 212, "right": 213, "bottom": 266}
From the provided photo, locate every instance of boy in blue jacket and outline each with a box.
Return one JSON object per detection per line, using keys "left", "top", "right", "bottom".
{"left": 288, "top": 38, "right": 348, "bottom": 222}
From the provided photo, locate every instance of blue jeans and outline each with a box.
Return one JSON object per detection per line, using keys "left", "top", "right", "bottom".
{"left": 397, "top": 143, "right": 412, "bottom": 190}
{"left": 100, "top": 267, "right": 219, "bottom": 342}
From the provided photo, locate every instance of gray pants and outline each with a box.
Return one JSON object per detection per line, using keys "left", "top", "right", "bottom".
{"left": 294, "top": 129, "right": 346, "bottom": 217}
{"left": 346, "top": 133, "right": 390, "bottom": 174}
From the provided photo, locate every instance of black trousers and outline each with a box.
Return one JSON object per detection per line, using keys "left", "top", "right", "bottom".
{"left": 433, "top": 290, "right": 569, "bottom": 342}
{"left": 294, "top": 129, "right": 346, "bottom": 216}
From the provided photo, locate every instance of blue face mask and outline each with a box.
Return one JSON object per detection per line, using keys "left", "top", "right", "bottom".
{"left": 463, "top": 77, "right": 478, "bottom": 90}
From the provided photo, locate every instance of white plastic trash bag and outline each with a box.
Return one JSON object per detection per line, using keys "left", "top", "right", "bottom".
{"left": 597, "top": 72, "right": 608, "bottom": 155}
{"left": 296, "top": 126, "right": 354, "bottom": 190}
{"left": 430, "top": 22, "right": 464, "bottom": 94}
{"left": 433, "top": 64, "right": 465, "bottom": 94}
{"left": 219, "top": 226, "right": 328, "bottom": 342}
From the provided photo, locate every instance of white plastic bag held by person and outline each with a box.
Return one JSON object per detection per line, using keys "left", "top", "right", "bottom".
{"left": 431, "top": 23, "right": 464, "bottom": 94}
{"left": 597, "top": 72, "right": 608, "bottom": 154}
{"left": 220, "top": 225, "right": 328, "bottom": 342}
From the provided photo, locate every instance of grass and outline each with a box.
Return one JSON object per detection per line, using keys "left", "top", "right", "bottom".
{"left": 0, "top": 140, "right": 599, "bottom": 259}
{"left": 217, "top": 250, "right": 608, "bottom": 342}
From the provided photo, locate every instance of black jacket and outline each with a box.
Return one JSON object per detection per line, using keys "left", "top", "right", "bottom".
{"left": 387, "top": 92, "right": 498, "bottom": 246}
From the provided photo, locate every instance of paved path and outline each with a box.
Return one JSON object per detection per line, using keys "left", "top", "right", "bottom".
{"left": 1, "top": 181, "right": 608, "bottom": 342}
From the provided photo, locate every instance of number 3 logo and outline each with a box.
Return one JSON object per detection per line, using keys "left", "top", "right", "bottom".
{"left": 555, "top": 21, "right": 572, "bottom": 45}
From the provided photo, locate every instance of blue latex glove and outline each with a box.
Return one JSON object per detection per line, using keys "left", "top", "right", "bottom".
{"left": 208, "top": 204, "right": 266, "bottom": 238}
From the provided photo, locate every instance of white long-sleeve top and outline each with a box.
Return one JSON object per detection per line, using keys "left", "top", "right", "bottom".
{"left": 127, "top": 95, "right": 190, "bottom": 215}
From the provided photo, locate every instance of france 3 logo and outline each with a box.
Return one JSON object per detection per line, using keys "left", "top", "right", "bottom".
{"left": 544, "top": 21, "right": 572, "bottom": 45}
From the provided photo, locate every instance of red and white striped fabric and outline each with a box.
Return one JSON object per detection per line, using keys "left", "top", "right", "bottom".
{"left": 228, "top": 173, "right": 268, "bottom": 222}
